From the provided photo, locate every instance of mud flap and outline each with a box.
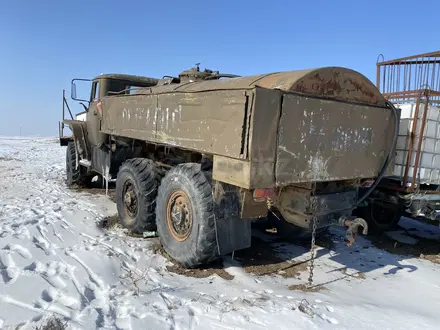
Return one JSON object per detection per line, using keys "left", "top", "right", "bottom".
{"left": 213, "top": 182, "right": 252, "bottom": 255}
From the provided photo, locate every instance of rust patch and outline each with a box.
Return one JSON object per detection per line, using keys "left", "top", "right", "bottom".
{"left": 293, "top": 68, "right": 381, "bottom": 105}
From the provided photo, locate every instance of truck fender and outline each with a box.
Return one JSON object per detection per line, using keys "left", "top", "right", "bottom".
{"left": 63, "top": 119, "right": 90, "bottom": 162}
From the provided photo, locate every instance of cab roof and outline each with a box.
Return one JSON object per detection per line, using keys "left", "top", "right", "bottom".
{"left": 92, "top": 73, "right": 159, "bottom": 86}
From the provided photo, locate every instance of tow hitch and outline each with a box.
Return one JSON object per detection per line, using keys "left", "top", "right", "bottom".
{"left": 338, "top": 216, "right": 369, "bottom": 247}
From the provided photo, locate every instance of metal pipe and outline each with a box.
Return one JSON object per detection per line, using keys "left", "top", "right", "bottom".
{"left": 62, "top": 89, "right": 65, "bottom": 121}
{"left": 64, "top": 96, "right": 74, "bottom": 120}
{"left": 410, "top": 93, "right": 430, "bottom": 192}
{"left": 376, "top": 63, "right": 381, "bottom": 91}
{"left": 403, "top": 95, "right": 421, "bottom": 187}
{"left": 377, "top": 50, "right": 440, "bottom": 66}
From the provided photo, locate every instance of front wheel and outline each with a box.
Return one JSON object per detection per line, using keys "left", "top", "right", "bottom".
{"left": 155, "top": 163, "right": 219, "bottom": 268}
{"left": 115, "top": 158, "right": 160, "bottom": 233}
{"left": 66, "top": 141, "right": 90, "bottom": 187}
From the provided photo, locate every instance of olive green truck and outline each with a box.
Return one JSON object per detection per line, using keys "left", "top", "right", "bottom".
{"left": 59, "top": 65, "right": 398, "bottom": 267}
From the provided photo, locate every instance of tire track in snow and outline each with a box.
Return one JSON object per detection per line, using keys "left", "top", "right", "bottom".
{"left": 66, "top": 250, "right": 134, "bottom": 329}
{"left": 0, "top": 244, "right": 32, "bottom": 284}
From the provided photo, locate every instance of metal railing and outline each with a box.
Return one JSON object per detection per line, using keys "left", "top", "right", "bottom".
{"left": 376, "top": 50, "right": 440, "bottom": 105}
{"left": 59, "top": 89, "right": 74, "bottom": 139}
{"left": 376, "top": 51, "right": 440, "bottom": 192}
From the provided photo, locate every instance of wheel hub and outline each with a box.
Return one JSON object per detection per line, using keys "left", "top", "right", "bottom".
{"left": 166, "top": 190, "right": 192, "bottom": 241}
{"left": 123, "top": 181, "right": 138, "bottom": 217}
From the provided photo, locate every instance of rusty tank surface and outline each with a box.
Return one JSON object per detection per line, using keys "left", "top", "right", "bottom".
{"left": 59, "top": 64, "right": 399, "bottom": 268}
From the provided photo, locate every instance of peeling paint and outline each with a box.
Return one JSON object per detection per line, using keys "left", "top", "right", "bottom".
{"left": 155, "top": 131, "right": 204, "bottom": 143}
{"left": 331, "top": 125, "right": 373, "bottom": 151}
{"left": 307, "top": 152, "right": 331, "bottom": 180}
{"left": 276, "top": 92, "right": 392, "bottom": 185}
{"left": 279, "top": 145, "right": 300, "bottom": 159}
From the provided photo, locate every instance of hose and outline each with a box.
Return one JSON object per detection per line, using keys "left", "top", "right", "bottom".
{"left": 356, "top": 100, "right": 400, "bottom": 206}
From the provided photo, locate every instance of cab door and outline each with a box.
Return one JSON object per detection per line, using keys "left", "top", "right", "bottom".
{"left": 86, "top": 80, "right": 107, "bottom": 147}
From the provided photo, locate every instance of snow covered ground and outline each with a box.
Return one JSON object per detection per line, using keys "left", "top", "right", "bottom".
{"left": 0, "top": 136, "right": 440, "bottom": 330}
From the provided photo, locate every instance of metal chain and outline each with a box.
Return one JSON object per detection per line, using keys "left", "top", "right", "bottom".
{"left": 307, "top": 183, "right": 318, "bottom": 287}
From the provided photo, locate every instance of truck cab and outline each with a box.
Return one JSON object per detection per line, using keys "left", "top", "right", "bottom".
{"left": 59, "top": 73, "right": 159, "bottom": 146}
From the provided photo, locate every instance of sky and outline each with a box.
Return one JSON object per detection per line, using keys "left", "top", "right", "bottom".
{"left": 0, "top": 0, "right": 439, "bottom": 136}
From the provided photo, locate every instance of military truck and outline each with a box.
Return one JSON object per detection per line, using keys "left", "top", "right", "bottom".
{"left": 59, "top": 65, "right": 399, "bottom": 268}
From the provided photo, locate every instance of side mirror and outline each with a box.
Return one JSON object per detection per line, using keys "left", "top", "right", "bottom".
{"left": 71, "top": 78, "right": 92, "bottom": 103}
{"left": 71, "top": 82, "right": 77, "bottom": 99}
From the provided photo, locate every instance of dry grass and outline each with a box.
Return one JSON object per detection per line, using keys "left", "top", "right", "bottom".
{"left": 34, "top": 316, "right": 68, "bottom": 330}
{"left": 99, "top": 214, "right": 120, "bottom": 229}
{"left": 288, "top": 284, "right": 328, "bottom": 292}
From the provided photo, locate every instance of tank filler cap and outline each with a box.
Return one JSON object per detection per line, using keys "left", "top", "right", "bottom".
{"left": 178, "top": 63, "right": 219, "bottom": 83}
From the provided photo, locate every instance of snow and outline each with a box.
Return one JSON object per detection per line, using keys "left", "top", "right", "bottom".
{"left": 1, "top": 136, "right": 440, "bottom": 329}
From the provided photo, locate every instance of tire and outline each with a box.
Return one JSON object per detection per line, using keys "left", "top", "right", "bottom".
{"left": 155, "top": 163, "right": 218, "bottom": 268}
{"left": 115, "top": 158, "right": 160, "bottom": 233}
{"left": 267, "top": 210, "right": 328, "bottom": 242}
{"left": 352, "top": 199, "right": 402, "bottom": 234}
{"left": 66, "top": 141, "right": 89, "bottom": 187}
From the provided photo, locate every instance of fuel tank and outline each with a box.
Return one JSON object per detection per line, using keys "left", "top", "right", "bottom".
{"left": 100, "top": 66, "right": 397, "bottom": 188}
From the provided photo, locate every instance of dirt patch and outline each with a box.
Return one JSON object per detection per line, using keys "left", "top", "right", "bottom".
{"left": 234, "top": 237, "right": 309, "bottom": 278}
{"left": 166, "top": 262, "right": 235, "bottom": 281}
{"left": 146, "top": 239, "right": 235, "bottom": 280}
{"left": 162, "top": 236, "right": 311, "bottom": 281}
{"left": 369, "top": 228, "right": 440, "bottom": 264}
{"left": 98, "top": 214, "right": 150, "bottom": 239}
{"left": 99, "top": 214, "right": 120, "bottom": 229}
{"left": 340, "top": 267, "right": 366, "bottom": 279}
{"left": 288, "top": 284, "right": 328, "bottom": 292}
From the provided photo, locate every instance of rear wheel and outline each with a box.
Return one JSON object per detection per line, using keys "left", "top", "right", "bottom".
{"left": 155, "top": 163, "right": 218, "bottom": 268}
{"left": 115, "top": 158, "right": 160, "bottom": 233}
{"left": 66, "top": 141, "right": 90, "bottom": 187}
{"left": 353, "top": 199, "right": 403, "bottom": 234}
